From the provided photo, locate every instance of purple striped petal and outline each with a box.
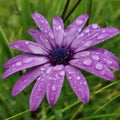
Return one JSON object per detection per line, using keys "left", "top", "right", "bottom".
{"left": 10, "top": 40, "right": 48, "bottom": 55}
{"left": 74, "top": 50, "right": 119, "bottom": 70}
{"left": 64, "top": 14, "right": 88, "bottom": 47}
{"left": 74, "top": 28, "right": 120, "bottom": 52}
{"left": 30, "top": 73, "right": 47, "bottom": 111}
{"left": 53, "top": 17, "right": 64, "bottom": 47}
{"left": 2, "top": 55, "right": 48, "bottom": 79}
{"left": 46, "top": 65, "right": 65, "bottom": 105}
{"left": 28, "top": 29, "right": 52, "bottom": 50}
{"left": 32, "top": 13, "right": 55, "bottom": 47}
{"left": 12, "top": 64, "right": 50, "bottom": 96}
{"left": 65, "top": 65, "right": 90, "bottom": 103}
{"left": 70, "top": 58, "right": 114, "bottom": 80}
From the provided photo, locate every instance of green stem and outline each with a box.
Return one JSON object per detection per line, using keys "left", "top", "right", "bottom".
{"left": 5, "top": 110, "right": 30, "bottom": 120}
{"left": 61, "top": 0, "right": 71, "bottom": 19}
{"left": 64, "top": 0, "right": 82, "bottom": 22}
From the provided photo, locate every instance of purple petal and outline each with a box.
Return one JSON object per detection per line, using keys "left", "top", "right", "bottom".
{"left": 71, "top": 24, "right": 100, "bottom": 49}
{"left": 87, "top": 48, "right": 119, "bottom": 62}
{"left": 30, "top": 73, "right": 47, "bottom": 111}
{"left": 65, "top": 65, "right": 90, "bottom": 103}
{"left": 10, "top": 40, "right": 48, "bottom": 55}
{"left": 53, "top": 17, "right": 64, "bottom": 47}
{"left": 28, "top": 29, "right": 52, "bottom": 50}
{"left": 2, "top": 55, "right": 48, "bottom": 79}
{"left": 12, "top": 64, "right": 50, "bottom": 96}
{"left": 4, "top": 54, "right": 28, "bottom": 68}
{"left": 74, "top": 50, "right": 119, "bottom": 70}
{"left": 70, "top": 58, "right": 114, "bottom": 80}
{"left": 46, "top": 65, "right": 65, "bottom": 105}
{"left": 74, "top": 27, "right": 120, "bottom": 52}
{"left": 32, "top": 13, "right": 55, "bottom": 47}
{"left": 63, "top": 14, "right": 88, "bottom": 47}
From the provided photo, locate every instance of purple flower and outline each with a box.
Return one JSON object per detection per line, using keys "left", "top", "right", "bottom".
{"left": 2, "top": 13, "right": 120, "bottom": 111}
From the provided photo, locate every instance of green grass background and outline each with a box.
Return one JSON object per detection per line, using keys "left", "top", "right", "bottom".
{"left": 0, "top": 0, "right": 120, "bottom": 120}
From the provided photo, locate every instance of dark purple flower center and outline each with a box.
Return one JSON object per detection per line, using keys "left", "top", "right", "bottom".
{"left": 49, "top": 47, "right": 73, "bottom": 65}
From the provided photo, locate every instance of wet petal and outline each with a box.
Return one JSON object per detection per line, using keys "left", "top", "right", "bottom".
{"left": 30, "top": 73, "right": 47, "bottom": 111}
{"left": 74, "top": 50, "right": 119, "bottom": 70}
{"left": 2, "top": 55, "right": 48, "bottom": 79}
{"left": 28, "top": 29, "right": 52, "bottom": 50}
{"left": 74, "top": 28, "right": 120, "bottom": 52}
{"left": 32, "top": 13, "right": 55, "bottom": 47}
{"left": 71, "top": 24, "right": 100, "bottom": 49}
{"left": 10, "top": 40, "right": 48, "bottom": 55}
{"left": 53, "top": 17, "right": 64, "bottom": 47}
{"left": 65, "top": 65, "right": 90, "bottom": 103}
{"left": 87, "top": 48, "right": 119, "bottom": 62}
{"left": 12, "top": 64, "right": 49, "bottom": 96}
{"left": 64, "top": 14, "right": 88, "bottom": 47}
{"left": 46, "top": 65, "right": 65, "bottom": 105}
{"left": 4, "top": 54, "right": 29, "bottom": 68}
{"left": 70, "top": 58, "right": 114, "bottom": 80}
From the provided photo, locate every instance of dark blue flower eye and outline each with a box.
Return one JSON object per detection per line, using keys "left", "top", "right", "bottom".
{"left": 49, "top": 47, "right": 73, "bottom": 65}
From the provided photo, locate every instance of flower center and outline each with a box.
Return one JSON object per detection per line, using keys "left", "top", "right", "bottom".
{"left": 49, "top": 47, "right": 73, "bottom": 65}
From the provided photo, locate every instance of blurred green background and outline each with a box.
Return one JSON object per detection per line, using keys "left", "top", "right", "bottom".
{"left": 0, "top": 0, "right": 120, "bottom": 120}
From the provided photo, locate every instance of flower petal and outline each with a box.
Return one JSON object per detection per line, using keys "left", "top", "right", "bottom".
{"left": 10, "top": 40, "right": 48, "bottom": 55}
{"left": 70, "top": 58, "right": 114, "bottom": 80}
{"left": 4, "top": 54, "right": 28, "bottom": 68}
{"left": 65, "top": 65, "right": 90, "bottom": 103}
{"left": 74, "top": 28, "right": 120, "bottom": 52}
{"left": 32, "top": 13, "right": 55, "bottom": 47}
{"left": 71, "top": 24, "right": 100, "bottom": 49}
{"left": 87, "top": 48, "right": 119, "bottom": 62}
{"left": 74, "top": 49, "right": 119, "bottom": 70}
{"left": 30, "top": 73, "right": 47, "bottom": 111}
{"left": 53, "top": 17, "right": 64, "bottom": 47}
{"left": 12, "top": 64, "right": 50, "bottom": 96}
{"left": 64, "top": 14, "right": 88, "bottom": 47}
{"left": 28, "top": 29, "right": 52, "bottom": 50}
{"left": 46, "top": 65, "right": 65, "bottom": 105}
{"left": 2, "top": 55, "right": 48, "bottom": 79}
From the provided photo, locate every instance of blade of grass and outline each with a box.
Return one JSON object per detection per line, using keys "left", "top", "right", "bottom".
{"left": 80, "top": 113, "right": 120, "bottom": 120}
{"left": 0, "top": 26, "right": 13, "bottom": 57}
{"left": 93, "top": 93, "right": 120, "bottom": 114}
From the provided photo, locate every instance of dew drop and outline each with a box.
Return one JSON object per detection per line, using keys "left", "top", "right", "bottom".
{"left": 84, "top": 29, "right": 90, "bottom": 33}
{"left": 95, "top": 63, "right": 103, "bottom": 70}
{"left": 52, "top": 85, "right": 56, "bottom": 91}
{"left": 76, "top": 76, "right": 81, "bottom": 80}
{"left": 91, "top": 55, "right": 100, "bottom": 61}
{"left": 76, "top": 20, "right": 83, "bottom": 25}
{"left": 83, "top": 58, "right": 92, "bottom": 66}
{"left": 92, "top": 24, "right": 98, "bottom": 29}
{"left": 16, "top": 61, "right": 22, "bottom": 66}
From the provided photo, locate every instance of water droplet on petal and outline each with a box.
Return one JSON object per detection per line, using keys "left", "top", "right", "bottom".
{"left": 59, "top": 70, "right": 65, "bottom": 76}
{"left": 84, "top": 28, "right": 90, "bottom": 33}
{"left": 91, "top": 55, "right": 100, "bottom": 61}
{"left": 92, "top": 24, "right": 98, "bottom": 29}
{"left": 83, "top": 58, "right": 92, "bottom": 66}
{"left": 16, "top": 61, "right": 22, "bottom": 66}
{"left": 76, "top": 76, "right": 81, "bottom": 80}
{"left": 76, "top": 20, "right": 83, "bottom": 25}
{"left": 52, "top": 85, "right": 56, "bottom": 91}
{"left": 80, "top": 51, "right": 90, "bottom": 57}
{"left": 95, "top": 63, "right": 103, "bottom": 70}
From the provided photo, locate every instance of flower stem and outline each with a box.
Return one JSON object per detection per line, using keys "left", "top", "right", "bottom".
{"left": 61, "top": 0, "right": 71, "bottom": 20}
{"left": 5, "top": 110, "right": 30, "bottom": 120}
{"left": 86, "top": 0, "right": 92, "bottom": 25}
{"left": 64, "top": 0, "right": 82, "bottom": 22}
